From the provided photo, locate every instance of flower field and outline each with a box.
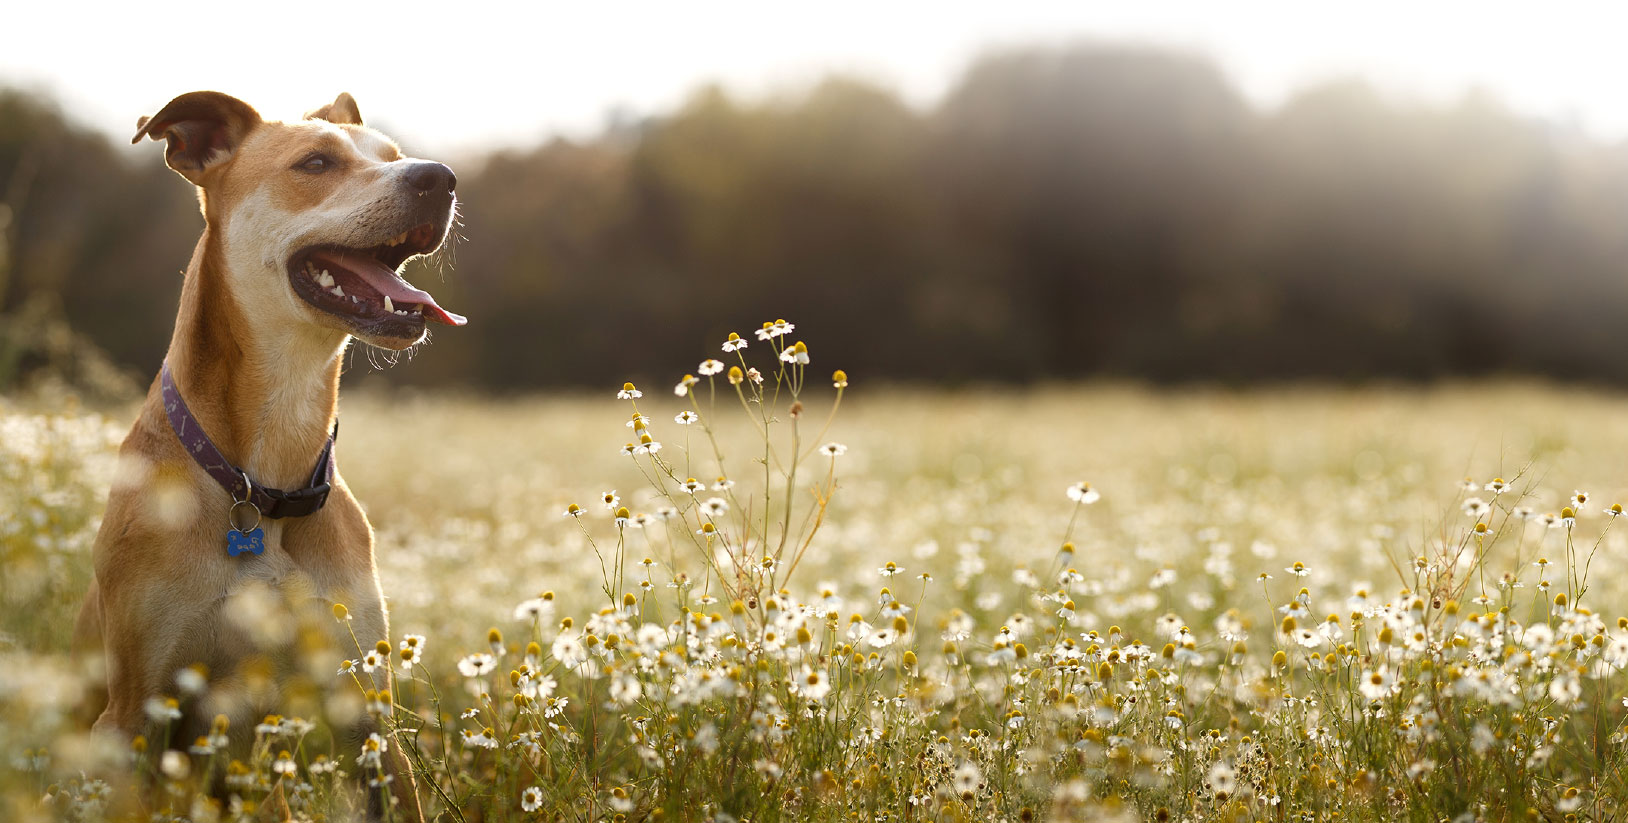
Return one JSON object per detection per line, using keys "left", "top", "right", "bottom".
{"left": 8, "top": 326, "right": 1628, "bottom": 821}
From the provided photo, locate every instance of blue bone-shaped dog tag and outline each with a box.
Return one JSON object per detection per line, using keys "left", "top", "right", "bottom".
{"left": 228, "top": 527, "right": 266, "bottom": 557}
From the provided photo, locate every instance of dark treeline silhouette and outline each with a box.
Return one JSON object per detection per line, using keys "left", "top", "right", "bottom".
{"left": 6, "top": 43, "right": 1628, "bottom": 393}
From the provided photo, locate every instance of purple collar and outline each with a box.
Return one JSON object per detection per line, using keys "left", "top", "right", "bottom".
{"left": 160, "top": 361, "right": 337, "bottom": 519}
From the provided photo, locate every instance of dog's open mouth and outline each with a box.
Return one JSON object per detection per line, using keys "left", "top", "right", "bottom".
{"left": 288, "top": 223, "right": 466, "bottom": 336}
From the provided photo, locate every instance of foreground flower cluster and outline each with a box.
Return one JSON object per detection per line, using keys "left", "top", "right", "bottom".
{"left": 6, "top": 332, "right": 1628, "bottom": 821}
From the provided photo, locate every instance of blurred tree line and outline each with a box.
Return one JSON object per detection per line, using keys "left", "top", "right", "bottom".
{"left": 6, "top": 43, "right": 1628, "bottom": 394}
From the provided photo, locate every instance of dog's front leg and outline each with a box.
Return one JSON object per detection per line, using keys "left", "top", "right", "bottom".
{"left": 88, "top": 580, "right": 165, "bottom": 740}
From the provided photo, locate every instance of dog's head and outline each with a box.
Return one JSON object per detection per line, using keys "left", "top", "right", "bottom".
{"left": 133, "top": 91, "right": 465, "bottom": 351}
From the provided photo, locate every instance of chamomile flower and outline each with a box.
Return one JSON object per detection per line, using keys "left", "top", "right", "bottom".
{"left": 144, "top": 697, "right": 182, "bottom": 723}
{"left": 1462, "top": 497, "right": 1488, "bottom": 518}
{"left": 675, "top": 411, "right": 700, "bottom": 425}
{"left": 461, "top": 728, "right": 499, "bottom": 750}
{"left": 514, "top": 596, "right": 555, "bottom": 623}
{"left": 1484, "top": 478, "right": 1511, "bottom": 495}
{"left": 563, "top": 503, "right": 584, "bottom": 518}
{"left": 1358, "top": 666, "right": 1394, "bottom": 700}
{"left": 609, "top": 674, "right": 642, "bottom": 705}
{"left": 701, "top": 497, "right": 729, "bottom": 517}
{"left": 681, "top": 478, "right": 705, "bottom": 494}
{"left": 878, "top": 561, "right": 904, "bottom": 577}
{"left": 698, "top": 359, "right": 725, "bottom": 376}
{"left": 722, "top": 333, "right": 748, "bottom": 352}
{"left": 520, "top": 673, "right": 558, "bottom": 700}
{"left": 712, "top": 477, "right": 734, "bottom": 490}
{"left": 1285, "top": 561, "right": 1310, "bottom": 577}
{"left": 819, "top": 443, "right": 847, "bottom": 457}
{"left": 1573, "top": 490, "right": 1590, "bottom": 510}
{"left": 552, "top": 632, "right": 587, "bottom": 669}
{"left": 272, "top": 751, "right": 296, "bottom": 776}
{"left": 779, "top": 341, "right": 809, "bottom": 364}
{"left": 601, "top": 490, "right": 620, "bottom": 510}
{"left": 1609, "top": 503, "right": 1625, "bottom": 518}
{"left": 794, "top": 667, "right": 831, "bottom": 702}
{"left": 616, "top": 382, "right": 641, "bottom": 400}
{"left": 522, "top": 787, "right": 544, "bottom": 812}
{"left": 864, "top": 627, "right": 897, "bottom": 648}
{"left": 1066, "top": 482, "right": 1100, "bottom": 504}
{"left": 674, "top": 375, "right": 698, "bottom": 396}
{"left": 457, "top": 653, "right": 497, "bottom": 678}
{"left": 175, "top": 664, "right": 207, "bottom": 695}
{"left": 356, "top": 733, "right": 388, "bottom": 768}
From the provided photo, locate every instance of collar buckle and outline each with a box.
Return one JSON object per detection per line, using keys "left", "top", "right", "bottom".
{"left": 257, "top": 482, "right": 333, "bottom": 519}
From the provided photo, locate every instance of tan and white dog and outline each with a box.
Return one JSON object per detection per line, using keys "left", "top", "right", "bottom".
{"left": 74, "top": 90, "right": 465, "bottom": 819}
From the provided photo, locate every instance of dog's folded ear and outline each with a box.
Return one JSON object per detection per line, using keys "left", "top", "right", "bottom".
{"left": 306, "top": 93, "right": 363, "bottom": 126}
{"left": 132, "top": 92, "right": 261, "bottom": 185}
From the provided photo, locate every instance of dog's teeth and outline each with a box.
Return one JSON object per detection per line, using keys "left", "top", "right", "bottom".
{"left": 330, "top": 285, "right": 344, "bottom": 298}
{"left": 351, "top": 295, "right": 359, "bottom": 303}
{"left": 317, "top": 271, "right": 334, "bottom": 288}
{"left": 383, "top": 296, "right": 393, "bottom": 313}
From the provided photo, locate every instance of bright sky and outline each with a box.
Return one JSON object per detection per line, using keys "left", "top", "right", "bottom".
{"left": 6, "top": 1, "right": 1625, "bottom": 158}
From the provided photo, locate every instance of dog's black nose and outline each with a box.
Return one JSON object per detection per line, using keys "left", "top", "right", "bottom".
{"left": 405, "top": 162, "right": 456, "bottom": 194}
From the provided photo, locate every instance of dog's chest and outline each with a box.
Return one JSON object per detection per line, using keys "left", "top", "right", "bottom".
{"left": 221, "top": 521, "right": 316, "bottom": 594}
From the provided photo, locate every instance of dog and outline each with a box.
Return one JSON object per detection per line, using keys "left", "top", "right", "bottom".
{"left": 73, "top": 90, "right": 465, "bottom": 820}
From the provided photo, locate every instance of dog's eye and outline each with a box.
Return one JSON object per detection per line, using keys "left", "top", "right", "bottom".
{"left": 297, "top": 154, "right": 333, "bottom": 174}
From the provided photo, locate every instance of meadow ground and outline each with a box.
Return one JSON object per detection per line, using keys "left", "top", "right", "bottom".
{"left": 9, "top": 352, "right": 1628, "bottom": 821}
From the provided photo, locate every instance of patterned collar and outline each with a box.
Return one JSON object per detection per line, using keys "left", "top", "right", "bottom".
{"left": 159, "top": 361, "right": 337, "bottom": 519}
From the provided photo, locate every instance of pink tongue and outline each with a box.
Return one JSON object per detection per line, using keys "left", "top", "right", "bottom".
{"left": 309, "top": 250, "right": 467, "bottom": 326}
